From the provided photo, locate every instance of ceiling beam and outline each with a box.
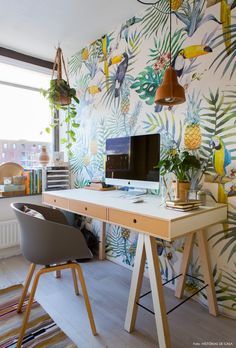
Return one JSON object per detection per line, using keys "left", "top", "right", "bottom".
{"left": 0, "top": 47, "right": 53, "bottom": 69}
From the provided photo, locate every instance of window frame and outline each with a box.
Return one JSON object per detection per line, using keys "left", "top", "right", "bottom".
{"left": 0, "top": 47, "right": 59, "bottom": 152}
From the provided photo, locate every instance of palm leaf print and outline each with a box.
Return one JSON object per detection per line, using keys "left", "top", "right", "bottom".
{"left": 200, "top": 89, "right": 236, "bottom": 167}
{"left": 143, "top": 111, "right": 183, "bottom": 150}
{"left": 148, "top": 29, "right": 186, "bottom": 64}
{"left": 209, "top": 211, "right": 236, "bottom": 262}
{"left": 210, "top": 24, "right": 236, "bottom": 79}
{"left": 141, "top": 1, "right": 170, "bottom": 38}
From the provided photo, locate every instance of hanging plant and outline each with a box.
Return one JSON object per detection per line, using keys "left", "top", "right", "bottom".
{"left": 41, "top": 46, "right": 80, "bottom": 156}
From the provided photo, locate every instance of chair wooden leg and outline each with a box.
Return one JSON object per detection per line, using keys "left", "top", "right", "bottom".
{"left": 75, "top": 264, "right": 97, "bottom": 336}
{"left": 17, "top": 263, "right": 36, "bottom": 313}
{"left": 175, "top": 232, "right": 195, "bottom": 299}
{"left": 17, "top": 263, "right": 96, "bottom": 347}
{"left": 71, "top": 268, "right": 79, "bottom": 295}
{"left": 16, "top": 269, "right": 42, "bottom": 348}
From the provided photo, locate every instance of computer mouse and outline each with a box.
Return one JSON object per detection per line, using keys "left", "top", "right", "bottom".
{"left": 132, "top": 198, "right": 144, "bottom": 203}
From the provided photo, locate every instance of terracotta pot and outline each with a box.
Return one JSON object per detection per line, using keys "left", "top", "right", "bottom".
{"left": 56, "top": 95, "right": 71, "bottom": 106}
{"left": 172, "top": 181, "right": 190, "bottom": 201}
{"left": 51, "top": 79, "right": 72, "bottom": 106}
{"left": 39, "top": 146, "right": 50, "bottom": 166}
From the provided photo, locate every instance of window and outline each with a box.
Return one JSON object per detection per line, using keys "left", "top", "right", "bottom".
{"left": 0, "top": 60, "right": 52, "bottom": 167}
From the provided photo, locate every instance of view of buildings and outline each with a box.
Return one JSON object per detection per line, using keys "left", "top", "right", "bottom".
{"left": 0, "top": 139, "right": 51, "bottom": 168}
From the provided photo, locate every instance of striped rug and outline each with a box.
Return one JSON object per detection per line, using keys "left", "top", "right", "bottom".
{"left": 0, "top": 284, "right": 76, "bottom": 347}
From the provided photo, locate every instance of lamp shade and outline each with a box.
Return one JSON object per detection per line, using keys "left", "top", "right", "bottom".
{"left": 155, "top": 66, "right": 186, "bottom": 106}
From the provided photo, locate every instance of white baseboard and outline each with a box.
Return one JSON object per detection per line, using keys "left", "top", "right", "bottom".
{"left": 0, "top": 246, "right": 21, "bottom": 259}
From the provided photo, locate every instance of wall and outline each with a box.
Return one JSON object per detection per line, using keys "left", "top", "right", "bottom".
{"left": 69, "top": 0, "right": 236, "bottom": 318}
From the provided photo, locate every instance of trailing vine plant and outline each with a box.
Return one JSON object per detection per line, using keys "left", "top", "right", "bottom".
{"left": 41, "top": 46, "right": 80, "bottom": 156}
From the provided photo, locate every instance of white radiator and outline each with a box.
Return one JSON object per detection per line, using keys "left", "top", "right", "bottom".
{"left": 0, "top": 220, "right": 20, "bottom": 249}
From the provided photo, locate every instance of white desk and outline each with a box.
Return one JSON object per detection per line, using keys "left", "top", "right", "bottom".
{"left": 43, "top": 188, "right": 227, "bottom": 348}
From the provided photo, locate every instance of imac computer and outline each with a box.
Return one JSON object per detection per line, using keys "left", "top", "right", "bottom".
{"left": 105, "top": 134, "right": 160, "bottom": 193}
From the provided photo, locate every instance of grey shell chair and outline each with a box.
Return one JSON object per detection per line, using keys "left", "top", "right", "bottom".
{"left": 11, "top": 202, "right": 97, "bottom": 348}
{"left": 12, "top": 202, "right": 92, "bottom": 265}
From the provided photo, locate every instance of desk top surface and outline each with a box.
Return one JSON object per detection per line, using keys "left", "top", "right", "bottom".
{"left": 43, "top": 188, "right": 226, "bottom": 222}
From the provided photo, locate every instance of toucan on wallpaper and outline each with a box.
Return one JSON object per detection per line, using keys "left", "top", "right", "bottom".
{"left": 68, "top": 0, "right": 236, "bottom": 318}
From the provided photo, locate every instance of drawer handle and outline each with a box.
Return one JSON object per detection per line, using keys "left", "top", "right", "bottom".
{"left": 85, "top": 207, "right": 88, "bottom": 211}
{"left": 133, "top": 218, "right": 137, "bottom": 224}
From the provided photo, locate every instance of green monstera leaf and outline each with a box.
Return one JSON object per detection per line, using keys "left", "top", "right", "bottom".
{"left": 131, "top": 66, "right": 163, "bottom": 105}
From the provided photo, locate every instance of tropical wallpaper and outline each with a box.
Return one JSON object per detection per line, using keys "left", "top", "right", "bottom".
{"left": 68, "top": 0, "right": 236, "bottom": 319}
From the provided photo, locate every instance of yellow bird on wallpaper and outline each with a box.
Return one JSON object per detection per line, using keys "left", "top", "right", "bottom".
{"left": 108, "top": 55, "right": 124, "bottom": 66}
{"left": 211, "top": 136, "right": 231, "bottom": 204}
{"left": 102, "top": 35, "right": 110, "bottom": 90}
{"left": 211, "top": 136, "right": 231, "bottom": 177}
{"left": 220, "top": 0, "right": 233, "bottom": 55}
{"left": 173, "top": 45, "right": 212, "bottom": 77}
{"left": 87, "top": 85, "right": 102, "bottom": 95}
{"left": 179, "top": 45, "right": 213, "bottom": 59}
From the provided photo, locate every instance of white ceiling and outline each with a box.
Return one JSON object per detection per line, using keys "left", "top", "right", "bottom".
{"left": 0, "top": 0, "right": 145, "bottom": 62}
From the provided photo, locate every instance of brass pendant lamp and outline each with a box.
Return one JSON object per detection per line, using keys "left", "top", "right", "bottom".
{"left": 154, "top": 0, "right": 185, "bottom": 106}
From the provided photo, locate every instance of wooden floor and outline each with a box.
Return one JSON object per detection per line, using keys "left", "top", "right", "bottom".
{"left": 0, "top": 255, "right": 235, "bottom": 348}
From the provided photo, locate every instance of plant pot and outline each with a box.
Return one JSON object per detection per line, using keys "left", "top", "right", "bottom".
{"left": 51, "top": 79, "right": 72, "bottom": 106}
{"left": 39, "top": 146, "right": 50, "bottom": 166}
{"left": 55, "top": 95, "right": 71, "bottom": 106}
{"left": 172, "top": 181, "right": 190, "bottom": 201}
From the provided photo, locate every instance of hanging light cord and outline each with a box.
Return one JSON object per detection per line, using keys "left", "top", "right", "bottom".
{"left": 169, "top": 0, "right": 173, "bottom": 99}
{"left": 169, "top": 0, "right": 172, "bottom": 65}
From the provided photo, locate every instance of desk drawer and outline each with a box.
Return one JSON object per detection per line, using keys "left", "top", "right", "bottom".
{"left": 43, "top": 194, "right": 69, "bottom": 210}
{"left": 108, "top": 209, "right": 169, "bottom": 239}
{"left": 69, "top": 200, "right": 107, "bottom": 220}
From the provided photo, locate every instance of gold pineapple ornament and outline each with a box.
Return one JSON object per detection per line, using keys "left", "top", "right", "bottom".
{"left": 184, "top": 124, "right": 202, "bottom": 150}
{"left": 184, "top": 93, "right": 202, "bottom": 150}
{"left": 171, "top": 0, "right": 183, "bottom": 11}
{"left": 81, "top": 47, "right": 89, "bottom": 61}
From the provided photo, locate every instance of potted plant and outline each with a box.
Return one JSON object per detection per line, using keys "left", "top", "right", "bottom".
{"left": 156, "top": 148, "right": 201, "bottom": 201}
{"left": 41, "top": 47, "right": 80, "bottom": 156}
{"left": 44, "top": 78, "right": 79, "bottom": 107}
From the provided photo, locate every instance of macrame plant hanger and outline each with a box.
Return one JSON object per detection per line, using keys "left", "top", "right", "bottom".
{"left": 51, "top": 46, "right": 71, "bottom": 106}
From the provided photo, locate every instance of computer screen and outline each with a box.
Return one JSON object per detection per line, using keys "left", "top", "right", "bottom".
{"left": 105, "top": 134, "right": 160, "bottom": 190}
